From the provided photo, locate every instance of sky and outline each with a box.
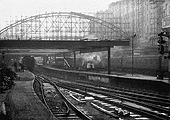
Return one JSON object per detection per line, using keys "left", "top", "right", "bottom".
{"left": 0, "top": 0, "right": 120, "bottom": 29}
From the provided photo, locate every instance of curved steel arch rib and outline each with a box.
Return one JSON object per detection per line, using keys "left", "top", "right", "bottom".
{"left": 0, "top": 12, "right": 130, "bottom": 40}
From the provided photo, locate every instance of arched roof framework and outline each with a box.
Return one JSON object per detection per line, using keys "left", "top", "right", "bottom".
{"left": 0, "top": 12, "right": 130, "bottom": 40}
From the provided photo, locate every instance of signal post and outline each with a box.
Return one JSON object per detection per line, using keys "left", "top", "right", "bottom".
{"left": 167, "top": 35, "right": 170, "bottom": 83}
{"left": 157, "top": 32, "right": 166, "bottom": 79}
{"left": 158, "top": 1, "right": 170, "bottom": 82}
{"left": 157, "top": 32, "right": 170, "bottom": 80}
{"left": 166, "top": 33, "right": 170, "bottom": 83}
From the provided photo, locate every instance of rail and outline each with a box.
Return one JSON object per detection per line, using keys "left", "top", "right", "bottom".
{"left": 51, "top": 82, "right": 92, "bottom": 120}
{"left": 33, "top": 76, "right": 57, "bottom": 120}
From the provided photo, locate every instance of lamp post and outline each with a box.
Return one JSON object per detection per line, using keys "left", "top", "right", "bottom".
{"left": 73, "top": 51, "right": 76, "bottom": 70}
{"left": 131, "top": 33, "right": 136, "bottom": 76}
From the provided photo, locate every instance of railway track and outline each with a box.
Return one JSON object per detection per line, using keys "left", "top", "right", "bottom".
{"left": 34, "top": 70, "right": 170, "bottom": 120}
{"left": 34, "top": 75, "right": 125, "bottom": 120}
{"left": 58, "top": 79, "right": 170, "bottom": 120}
{"left": 33, "top": 75, "right": 91, "bottom": 120}
{"left": 71, "top": 78, "right": 170, "bottom": 101}
{"left": 34, "top": 74, "right": 131, "bottom": 120}
{"left": 65, "top": 78, "right": 170, "bottom": 107}
{"left": 47, "top": 76, "right": 170, "bottom": 120}
{"left": 71, "top": 81, "right": 170, "bottom": 110}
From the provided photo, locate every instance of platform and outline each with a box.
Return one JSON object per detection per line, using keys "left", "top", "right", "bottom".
{"left": 0, "top": 70, "right": 57, "bottom": 120}
{"left": 109, "top": 72, "right": 170, "bottom": 84}
{"left": 43, "top": 65, "right": 170, "bottom": 84}
{"left": 38, "top": 65, "right": 170, "bottom": 95}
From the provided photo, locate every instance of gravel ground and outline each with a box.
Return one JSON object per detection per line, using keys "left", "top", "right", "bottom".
{"left": 4, "top": 71, "right": 57, "bottom": 120}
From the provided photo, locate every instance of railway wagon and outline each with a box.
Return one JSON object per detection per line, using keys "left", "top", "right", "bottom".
{"left": 22, "top": 56, "right": 35, "bottom": 72}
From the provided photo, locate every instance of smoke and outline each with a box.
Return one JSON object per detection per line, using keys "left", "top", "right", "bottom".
{"left": 80, "top": 53, "right": 101, "bottom": 63}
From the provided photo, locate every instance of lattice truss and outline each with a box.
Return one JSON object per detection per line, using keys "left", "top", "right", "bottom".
{"left": 0, "top": 12, "right": 129, "bottom": 40}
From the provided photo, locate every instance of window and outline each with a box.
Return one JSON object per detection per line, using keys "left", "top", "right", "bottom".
{"left": 163, "top": 10, "right": 166, "bottom": 17}
{"left": 165, "top": 4, "right": 168, "bottom": 16}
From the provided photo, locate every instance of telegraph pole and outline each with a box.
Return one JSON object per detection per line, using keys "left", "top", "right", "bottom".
{"left": 73, "top": 51, "right": 76, "bottom": 70}
{"left": 131, "top": 33, "right": 136, "bottom": 76}
{"left": 131, "top": 36, "right": 134, "bottom": 76}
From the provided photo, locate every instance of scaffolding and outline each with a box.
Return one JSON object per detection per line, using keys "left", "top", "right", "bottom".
{"left": 98, "top": 0, "right": 165, "bottom": 47}
{"left": 149, "top": 0, "right": 165, "bottom": 46}
{"left": 0, "top": 0, "right": 165, "bottom": 45}
{"left": 87, "top": 0, "right": 165, "bottom": 55}
{"left": 0, "top": 11, "right": 129, "bottom": 41}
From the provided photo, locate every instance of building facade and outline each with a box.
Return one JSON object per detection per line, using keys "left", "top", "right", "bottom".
{"left": 94, "top": 0, "right": 166, "bottom": 55}
{"left": 162, "top": 0, "right": 170, "bottom": 31}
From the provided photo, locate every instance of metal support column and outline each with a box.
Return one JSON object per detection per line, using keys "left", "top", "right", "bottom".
{"left": 63, "top": 53, "right": 66, "bottom": 68}
{"left": 108, "top": 47, "right": 111, "bottom": 74}
{"left": 131, "top": 37, "right": 134, "bottom": 76}
{"left": 43, "top": 55, "right": 48, "bottom": 65}
{"left": 49, "top": 56, "right": 52, "bottom": 65}
{"left": 74, "top": 51, "right": 76, "bottom": 70}
{"left": 54, "top": 53, "right": 57, "bottom": 64}
{"left": 131, "top": 34, "right": 136, "bottom": 76}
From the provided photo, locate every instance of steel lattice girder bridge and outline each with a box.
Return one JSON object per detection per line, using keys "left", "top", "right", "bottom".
{"left": 0, "top": 12, "right": 130, "bottom": 50}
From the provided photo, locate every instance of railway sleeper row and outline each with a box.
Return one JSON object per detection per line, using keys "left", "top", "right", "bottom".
{"left": 36, "top": 75, "right": 132, "bottom": 120}
{"left": 56, "top": 85, "right": 152, "bottom": 120}
{"left": 36, "top": 67, "right": 170, "bottom": 106}
{"left": 71, "top": 79, "right": 170, "bottom": 106}
{"left": 56, "top": 81, "right": 170, "bottom": 120}
{"left": 35, "top": 72, "right": 170, "bottom": 120}
{"left": 57, "top": 79, "right": 170, "bottom": 114}
{"left": 78, "top": 83, "right": 170, "bottom": 114}
{"left": 34, "top": 76, "right": 87, "bottom": 120}
{"left": 42, "top": 70, "right": 170, "bottom": 106}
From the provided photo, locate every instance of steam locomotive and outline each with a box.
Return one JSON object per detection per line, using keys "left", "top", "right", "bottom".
{"left": 22, "top": 56, "right": 35, "bottom": 72}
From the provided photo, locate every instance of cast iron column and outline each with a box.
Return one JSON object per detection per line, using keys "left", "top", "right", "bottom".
{"left": 108, "top": 47, "right": 111, "bottom": 74}
{"left": 43, "top": 55, "right": 48, "bottom": 65}
{"left": 74, "top": 51, "right": 76, "bottom": 70}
